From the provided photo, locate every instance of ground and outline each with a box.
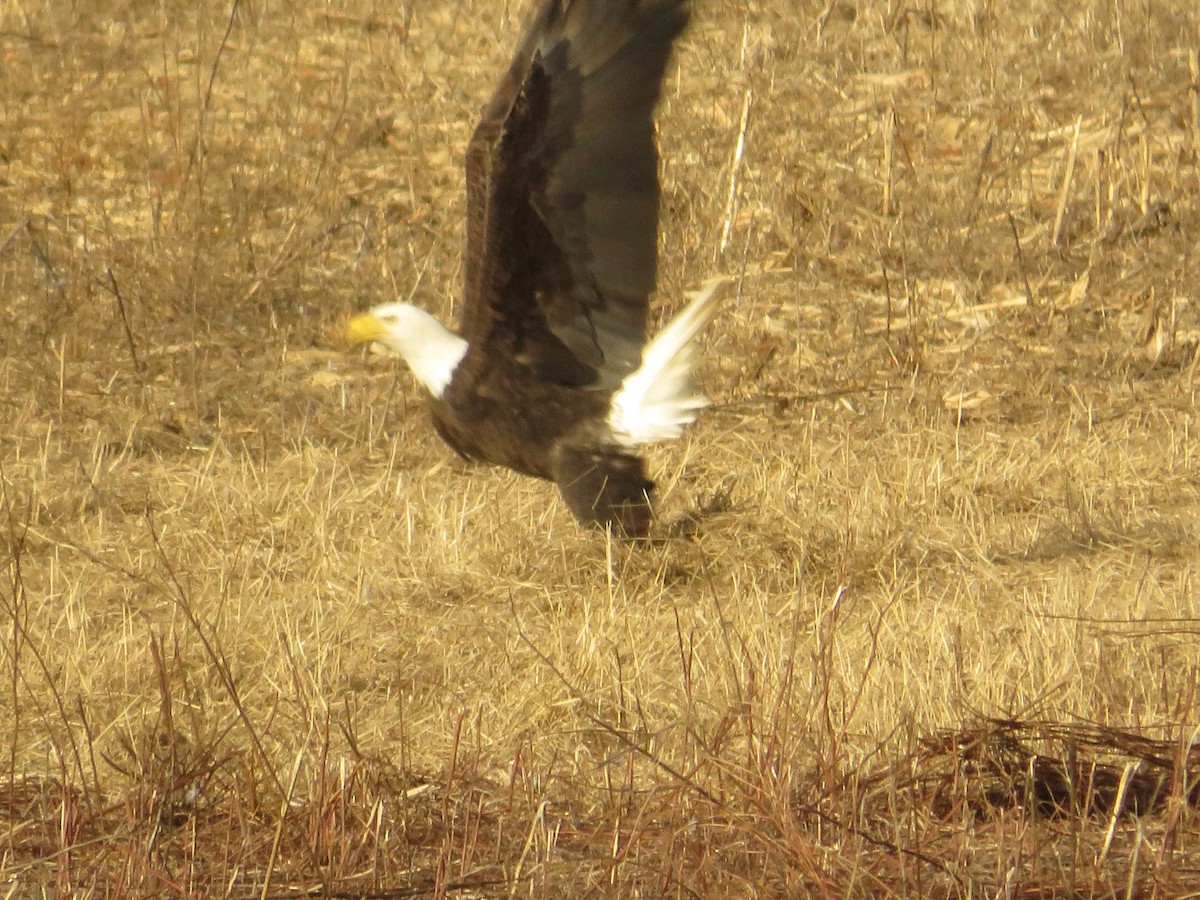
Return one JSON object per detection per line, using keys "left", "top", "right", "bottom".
{"left": 2, "top": 0, "right": 1199, "bottom": 895}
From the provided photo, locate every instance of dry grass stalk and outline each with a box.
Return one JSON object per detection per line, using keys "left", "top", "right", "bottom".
{"left": 1191, "top": 49, "right": 1200, "bottom": 154}
{"left": 1050, "top": 116, "right": 1082, "bottom": 247}
{"left": 882, "top": 105, "right": 896, "bottom": 218}
{"left": 719, "top": 88, "right": 754, "bottom": 255}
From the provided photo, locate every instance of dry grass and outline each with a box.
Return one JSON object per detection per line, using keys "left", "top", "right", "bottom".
{"left": 3, "top": 0, "right": 1200, "bottom": 895}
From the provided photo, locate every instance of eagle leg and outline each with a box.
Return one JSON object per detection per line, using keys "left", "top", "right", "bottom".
{"left": 550, "top": 443, "right": 654, "bottom": 538}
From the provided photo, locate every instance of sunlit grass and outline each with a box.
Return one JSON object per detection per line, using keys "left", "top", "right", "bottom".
{"left": 2, "top": 0, "right": 1199, "bottom": 894}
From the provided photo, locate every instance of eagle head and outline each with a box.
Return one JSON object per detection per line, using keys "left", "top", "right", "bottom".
{"left": 345, "top": 302, "right": 468, "bottom": 398}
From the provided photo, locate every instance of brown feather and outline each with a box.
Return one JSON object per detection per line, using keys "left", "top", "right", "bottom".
{"left": 456, "top": 0, "right": 690, "bottom": 390}
{"left": 550, "top": 441, "right": 654, "bottom": 537}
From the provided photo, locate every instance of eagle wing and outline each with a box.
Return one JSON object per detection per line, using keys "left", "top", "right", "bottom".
{"left": 456, "top": 0, "right": 690, "bottom": 391}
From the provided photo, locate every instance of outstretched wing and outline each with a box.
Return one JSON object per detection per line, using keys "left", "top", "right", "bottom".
{"left": 457, "top": 0, "right": 690, "bottom": 391}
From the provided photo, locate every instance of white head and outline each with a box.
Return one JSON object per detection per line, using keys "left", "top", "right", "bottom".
{"left": 345, "top": 302, "right": 468, "bottom": 398}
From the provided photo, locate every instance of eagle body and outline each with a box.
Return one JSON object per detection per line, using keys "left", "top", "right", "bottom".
{"left": 432, "top": 371, "right": 654, "bottom": 534}
{"left": 430, "top": 364, "right": 611, "bottom": 480}
{"left": 347, "top": 0, "right": 720, "bottom": 537}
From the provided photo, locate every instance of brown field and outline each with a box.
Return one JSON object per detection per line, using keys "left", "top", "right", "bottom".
{"left": 3, "top": 0, "right": 1200, "bottom": 895}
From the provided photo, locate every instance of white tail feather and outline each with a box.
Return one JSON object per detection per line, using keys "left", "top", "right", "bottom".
{"left": 608, "top": 278, "right": 726, "bottom": 446}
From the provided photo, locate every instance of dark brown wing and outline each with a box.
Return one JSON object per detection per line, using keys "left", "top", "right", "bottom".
{"left": 457, "top": 0, "right": 690, "bottom": 391}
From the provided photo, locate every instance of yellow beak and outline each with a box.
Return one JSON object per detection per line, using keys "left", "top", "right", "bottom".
{"left": 345, "top": 312, "right": 385, "bottom": 346}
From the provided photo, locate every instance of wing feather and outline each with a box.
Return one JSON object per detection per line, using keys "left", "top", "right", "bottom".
{"left": 456, "top": 0, "right": 690, "bottom": 391}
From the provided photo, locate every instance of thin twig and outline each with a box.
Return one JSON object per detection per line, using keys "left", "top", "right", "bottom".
{"left": 25, "top": 221, "right": 66, "bottom": 298}
{"left": 184, "top": 0, "right": 241, "bottom": 181}
{"left": 105, "top": 266, "right": 144, "bottom": 375}
{"left": 260, "top": 736, "right": 310, "bottom": 900}
{"left": 0, "top": 215, "right": 29, "bottom": 257}
{"left": 1189, "top": 50, "right": 1200, "bottom": 155}
{"left": 1007, "top": 212, "right": 1035, "bottom": 307}
{"left": 963, "top": 132, "right": 993, "bottom": 229}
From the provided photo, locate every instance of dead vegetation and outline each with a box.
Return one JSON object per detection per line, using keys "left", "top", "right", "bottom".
{"left": 2, "top": 0, "right": 1200, "bottom": 895}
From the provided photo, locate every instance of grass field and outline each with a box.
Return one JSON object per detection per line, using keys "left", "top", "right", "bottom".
{"left": 3, "top": 0, "right": 1200, "bottom": 895}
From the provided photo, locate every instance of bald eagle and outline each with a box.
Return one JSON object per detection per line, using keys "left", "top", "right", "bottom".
{"left": 346, "top": 0, "right": 720, "bottom": 537}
